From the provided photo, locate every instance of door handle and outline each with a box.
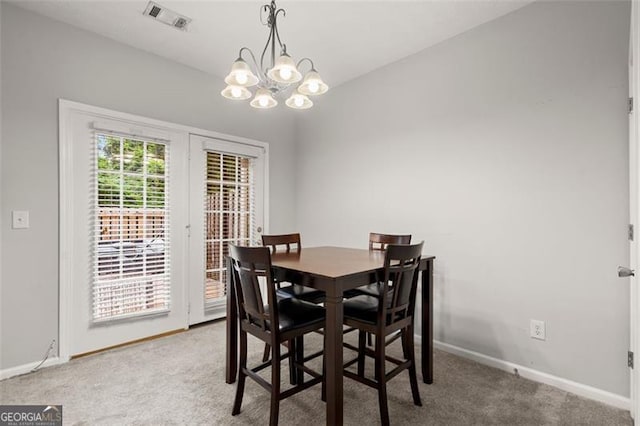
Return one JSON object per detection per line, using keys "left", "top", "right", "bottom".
{"left": 618, "top": 266, "right": 635, "bottom": 277}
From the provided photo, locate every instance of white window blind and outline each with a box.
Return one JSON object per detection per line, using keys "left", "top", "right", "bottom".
{"left": 92, "top": 133, "right": 171, "bottom": 322}
{"left": 204, "top": 151, "right": 256, "bottom": 304}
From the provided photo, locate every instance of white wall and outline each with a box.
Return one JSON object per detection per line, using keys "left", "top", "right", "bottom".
{"left": 295, "top": 1, "right": 631, "bottom": 396}
{"left": 0, "top": 4, "right": 297, "bottom": 370}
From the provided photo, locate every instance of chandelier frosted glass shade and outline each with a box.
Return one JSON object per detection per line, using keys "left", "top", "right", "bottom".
{"left": 298, "top": 71, "right": 329, "bottom": 96}
{"left": 285, "top": 91, "right": 313, "bottom": 109}
{"left": 224, "top": 59, "right": 259, "bottom": 87}
{"left": 250, "top": 88, "right": 278, "bottom": 109}
{"left": 221, "top": 85, "right": 252, "bottom": 100}
{"left": 266, "top": 53, "right": 302, "bottom": 84}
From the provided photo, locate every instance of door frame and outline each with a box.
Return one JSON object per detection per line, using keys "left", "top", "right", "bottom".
{"left": 631, "top": 1, "right": 639, "bottom": 421}
{"left": 59, "top": 99, "right": 269, "bottom": 361}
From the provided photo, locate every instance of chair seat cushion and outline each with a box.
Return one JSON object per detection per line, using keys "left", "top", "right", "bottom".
{"left": 272, "top": 298, "right": 325, "bottom": 332}
{"left": 344, "top": 283, "right": 383, "bottom": 299}
{"left": 344, "top": 283, "right": 394, "bottom": 300}
{"left": 343, "top": 295, "right": 381, "bottom": 324}
{"left": 276, "top": 284, "right": 325, "bottom": 304}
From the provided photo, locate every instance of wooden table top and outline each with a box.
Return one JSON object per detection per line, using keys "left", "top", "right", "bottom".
{"left": 271, "top": 246, "right": 435, "bottom": 279}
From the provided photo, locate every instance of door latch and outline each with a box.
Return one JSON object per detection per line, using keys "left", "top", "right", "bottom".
{"left": 618, "top": 266, "right": 635, "bottom": 277}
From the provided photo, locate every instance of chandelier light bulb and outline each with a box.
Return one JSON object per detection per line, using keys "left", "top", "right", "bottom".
{"left": 250, "top": 88, "right": 278, "bottom": 109}
{"left": 279, "top": 68, "right": 293, "bottom": 81}
{"left": 267, "top": 53, "right": 302, "bottom": 84}
{"left": 224, "top": 59, "right": 259, "bottom": 87}
{"left": 285, "top": 91, "right": 313, "bottom": 109}
{"left": 221, "top": 84, "right": 252, "bottom": 100}
{"left": 298, "top": 70, "right": 329, "bottom": 96}
{"left": 231, "top": 87, "right": 242, "bottom": 98}
{"left": 308, "top": 81, "right": 320, "bottom": 94}
{"left": 236, "top": 73, "right": 248, "bottom": 85}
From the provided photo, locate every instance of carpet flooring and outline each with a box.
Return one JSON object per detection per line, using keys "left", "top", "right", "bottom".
{"left": 0, "top": 320, "right": 632, "bottom": 425}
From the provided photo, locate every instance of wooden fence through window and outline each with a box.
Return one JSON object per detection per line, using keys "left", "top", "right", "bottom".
{"left": 99, "top": 208, "right": 165, "bottom": 241}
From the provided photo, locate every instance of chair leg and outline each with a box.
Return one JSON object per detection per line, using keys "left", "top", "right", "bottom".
{"left": 405, "top": 326, "right": 422, "bottom": 407}
{"left": 263, "top": 343, "right": 271, "bottom": 362}
{"left": 401, "top": 327, "right": 408, "bottom": 356}
{"left": 295, "top": 335, "right": 304, "bottom": 385}
{"left": 232, "top": 331, "right": 248, "bottom": 416}
{"left": 357, "top": 330, "right": 366, "bottom": 377}
{"left": 270, "top": 342, "right": 281, "bottom": 426}
{"left": 367, "top": 332, "right": 373, "bottom": 347}
{"left": 289, "top": 339, "right": 297, "bottom": 385}
{"left": 375, "top": 333, "right": 390, "bottom": 426}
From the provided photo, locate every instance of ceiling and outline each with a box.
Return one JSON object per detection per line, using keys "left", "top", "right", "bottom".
{"left": 11, "top": 0, "right": 534, "bottom": 88}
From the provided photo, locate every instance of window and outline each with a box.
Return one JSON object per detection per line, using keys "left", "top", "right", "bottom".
{"left": 93, "top": 134, "right": 170, "bottom": 321}
{"left": 204, "top": 151, "right": 255, "bottom": 304}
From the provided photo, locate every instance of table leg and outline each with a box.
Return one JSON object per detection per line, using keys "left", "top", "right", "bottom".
{"left": 225, "top": 256, "right": 238, "bottom": 384}
{"left": 422, "top": 259, "right": 434, "bottom": 384}
{"left": 324, "top": 283, "right": 344, "bottom": 425}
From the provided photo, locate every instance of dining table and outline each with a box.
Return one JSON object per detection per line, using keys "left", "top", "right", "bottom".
{"left": 225, "top": 246, "right": 436, "bottom": 426}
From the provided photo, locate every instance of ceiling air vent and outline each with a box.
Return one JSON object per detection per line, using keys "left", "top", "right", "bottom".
{"left": 143, "top": 1, "right": 192, "bottom": 31}
{"left": 148, "top": 5, "right": 162, "bottom": 18}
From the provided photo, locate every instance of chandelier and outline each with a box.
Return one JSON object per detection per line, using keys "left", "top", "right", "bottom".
{"left": 221, "top": 0, "right": 329, "bottom": 110}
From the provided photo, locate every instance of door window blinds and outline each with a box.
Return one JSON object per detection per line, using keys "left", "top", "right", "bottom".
{"left": 93, "top": 133, "right": 170, "bottom": 321}
{"left": 204, "top": 151, "right": 255, "bottom": 304}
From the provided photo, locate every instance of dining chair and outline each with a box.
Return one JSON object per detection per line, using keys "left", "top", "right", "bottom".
{"left": 354, "top": 232, "right": 412, "bottom": 298}
{"left": 342, "top": 242, "right": 424, "bottom": 426}
{"left": 261, "top": 233, "right": 325, "bottom": 304}
{"left": 369, "top": 232, "right": 412, "bottom": 251}
{"left": 261, "top": 233, "right": 326, "bottom": 363}
{"left": 344, "top": 233, "right": 413, "bottom": 345}
{"left": 229, "top": 245, "right": 325, "bottom": 426}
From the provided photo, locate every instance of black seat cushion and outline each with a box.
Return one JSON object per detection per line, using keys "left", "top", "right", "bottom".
{"left": 270, "top": 298, "right": 325, "bottom": 332}
{"left": 276, "top": 284, "right": 325, "bottom": 304}
{"left": 344, "top": 283, "right": 394, "bottom": 300}
{"left": 344, "top": 283, "right": 383, "bottom": 299}
{"left": 343, "top": 295, "right": 381, "bottom": 324}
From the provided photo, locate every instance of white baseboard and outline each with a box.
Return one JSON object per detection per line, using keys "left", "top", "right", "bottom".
{"left": 419, "top": 337, "right": 630, "bottom": 411}
{"left": 0, "top": 357, "right": 64, "bottom": 381}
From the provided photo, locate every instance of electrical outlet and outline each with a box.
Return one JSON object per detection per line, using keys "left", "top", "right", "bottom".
{"left": 530, "top": 319, "right": 546, "bottom": 340}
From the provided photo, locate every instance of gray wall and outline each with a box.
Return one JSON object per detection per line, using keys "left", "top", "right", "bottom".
{"left": 295, "top": 1, "right": 631, "bottom": 396}
{"left": 0, "top": 0, "right": 632, "bottom": 399}
{"left": 0, "top": 3, "right": 297, "bottom": 369}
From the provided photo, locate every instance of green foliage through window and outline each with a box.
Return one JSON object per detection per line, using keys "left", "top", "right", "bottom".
{"left": 97, "top": 134, "right": 167, "bottom": 208}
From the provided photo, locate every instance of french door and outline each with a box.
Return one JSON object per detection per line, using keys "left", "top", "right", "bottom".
{"left": 61, "top": 102, "right": 189, "bottom": 357}
{"left": 187, "top": 135, "right": 266, "bottom": 324}
{"left": 60, "top": 101, "right": 267, "bottom": 358}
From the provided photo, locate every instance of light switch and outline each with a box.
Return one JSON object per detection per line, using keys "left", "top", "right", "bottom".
{"left": 12, "top": 210, "right": 29, "bottom": 229}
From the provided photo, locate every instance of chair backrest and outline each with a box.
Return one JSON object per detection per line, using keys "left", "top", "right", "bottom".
{"left": 378, "top": 242, "right": 424, "bottom": 327}
{"left": 262, "top": 233, "right": 302, "bottom": 254}
{"left": 229, "top": 245, "right": 279, "bottom": 335}
{"left": 369, "top": 232, "right": 411, "bottom": 251}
